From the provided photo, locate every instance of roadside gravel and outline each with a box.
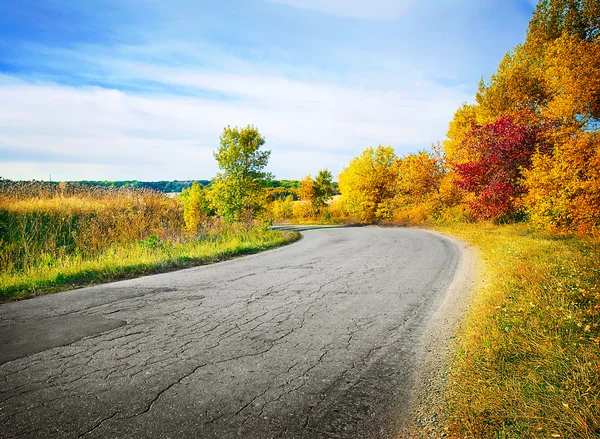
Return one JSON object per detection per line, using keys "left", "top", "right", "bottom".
{"left": 398, "top": 232, "right": 478, "bottom": 439}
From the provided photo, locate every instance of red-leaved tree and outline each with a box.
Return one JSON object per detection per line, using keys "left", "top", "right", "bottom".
{"left": 453, "top": 115, "right": 547, "bottom": 221}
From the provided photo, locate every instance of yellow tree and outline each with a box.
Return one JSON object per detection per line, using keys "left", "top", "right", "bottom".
{"left": 298, "top": 175, "right": 314, "bottom": 202}
{"left": 543, "top": 34, "right": 600, "bottom": 130}
{"left": 443, "top": 104, "right": 480, "bottom": 165}
{"left": 528, "top": 0, "right": 600, "bottom": 43}
{"left": 522, "top": 35, "right": 600, "bottom": 234}
{"left": 270, "top": 195, "right": 294, "bottom": 222}
{"left": 523, "top": 132, "right": 600, "bottom": 233}
{"left": 297, "top": 175, "right": 315, "bottom": 218}
{"left": 338, "top": 146, "right": 399, "bottom": 223}
{"left": 475, "top": 42, "right": 547, "bottom": 124}
{"left": 179, "top": 182, "right": 213, "bottom": 235}
{"left": 390, "top": 150, "right": 451, "bottom": 224}
{"left": 395, "top": 151, "right": 443, "bottom": 203}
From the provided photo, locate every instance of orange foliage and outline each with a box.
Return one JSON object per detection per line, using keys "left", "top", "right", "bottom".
{"left": 396, "top": 151, "right": 443, "bottom": 201}
{"left": 298, "top": 176, "right": 314, "bottom": 204}
{"left": 523, "top": 132, "right": 600, "bottom": 234}
{"left": 475, "top": 43, "right": 547, "bottom": 122}
{"left": 543, "top": 34, "right": 600, "bottom": 128}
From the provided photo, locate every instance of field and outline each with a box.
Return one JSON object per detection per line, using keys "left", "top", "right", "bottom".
{"left": 438, "top": 223, "right": 600, "bottom": 439}
{"left": 0, "top": 181, "right": 299, "bottom": 301}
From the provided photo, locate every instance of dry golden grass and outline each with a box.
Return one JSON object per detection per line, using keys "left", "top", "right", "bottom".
{"left": 0, "top": 180, "right": 183, "bottom": 273}
{"left": 438, "top": 223, "right": 600, "bottom": 439}
{"left": 0, "top": 180, "right": 299, "bottom": 300}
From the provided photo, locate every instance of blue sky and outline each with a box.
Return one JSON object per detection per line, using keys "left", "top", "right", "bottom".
{"left": 0, "top": 0, "right": 537, "bottom": 181}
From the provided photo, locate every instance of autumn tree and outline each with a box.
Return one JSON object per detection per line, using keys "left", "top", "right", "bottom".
{"left": 519, "top": 18, "right": 600, "bottom": 233}
{"left": 270, "top": 194, "right": 295, "bottom": 222}
{"left": 296, "top": 175, "right": 315, "bottom": 218}
{"left": 298, "top": 175, "right": 314, "bottom": 204}
{"left": 523, "top": 132, "right": 600, "bottom": 233}
{"left": 474, "top": 0, "right": 599, "bottom": 127}
{"left": 211, "top": 125, "right": 271, "bottom": 223}
{"left": 179, "top": 182, "right": 214, "bottom": 235}
{"left": 338, "top": 146, "right": 399, "bottom": 223}
{"left": 396, "top": 151, "right": 444, "bottom": 203}
{"left": 453, "top": 114, "right": 547, "bottom": 222}
{"left": 475, "top": 43, "right": 547, "bottom": 124}
{"left": 438, "top": 0, "right": 600, "bottom": 233}
{"left": 298, "top": 169, "right": 336, "bottom": 217}
{"left": 543, "top": 34, "right": 600, "bottom": 130}
{"left": 472, "top": 0, "right": 600, "bottom": 127}
{"left": 443, "top": 104, "right": 480, "bottom": 165}
{"left": 528, "top": 0, "right": 600, "bottom": 43}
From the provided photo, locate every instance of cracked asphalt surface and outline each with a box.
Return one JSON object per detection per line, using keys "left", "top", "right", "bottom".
{"left": 0, "top": 227, "right": 461, "bottom": 438}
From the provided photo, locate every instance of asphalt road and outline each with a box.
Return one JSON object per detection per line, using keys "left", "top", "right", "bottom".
{"left": 0, "top": 227, "right": 461, "bottom": 439}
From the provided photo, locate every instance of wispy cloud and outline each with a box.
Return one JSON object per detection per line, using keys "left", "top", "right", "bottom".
{"left": 0, "top": 61, "right": 470, "bottom": 180}
{"left": 266, "top": 0, "right": 413, "bottom": 19}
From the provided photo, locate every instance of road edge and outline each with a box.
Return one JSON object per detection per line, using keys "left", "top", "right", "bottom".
{"left": 398, "top": 230, "right": 479, "bottom": 438}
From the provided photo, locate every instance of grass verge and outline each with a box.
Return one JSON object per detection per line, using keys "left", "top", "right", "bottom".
{"left": 436, "top": 223, "right": 600, "bottom": 439}
{"left": 1, "top": 228, "right": 300, "bottom": 302}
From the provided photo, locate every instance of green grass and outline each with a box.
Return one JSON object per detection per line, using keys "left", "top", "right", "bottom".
{"left": 436, "top": 223, "right": 600, "bottom": 439}
{"left": 0, "top": 228, "right": 300, "bottom": 302}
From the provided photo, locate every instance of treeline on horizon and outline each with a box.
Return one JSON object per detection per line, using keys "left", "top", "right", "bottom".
{"left": 14, "top": 179, "right": 304, "bottom": 194}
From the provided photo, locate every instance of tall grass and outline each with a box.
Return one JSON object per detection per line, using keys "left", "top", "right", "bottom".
{"left": 1, "top": 180, "right": 183, "bottom": 272}
{"left": 438, "top": 223, "right": 600, "bottom": 439}
{"left": 0, "top": 180, "right": 299, "bottom": 301}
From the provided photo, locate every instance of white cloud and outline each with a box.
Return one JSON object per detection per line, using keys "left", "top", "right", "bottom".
{"left": 266, "top": 0, "right": 413, "bottom": 19}
{"left": 0, "top": 66, "right": 469, "bottom": 181}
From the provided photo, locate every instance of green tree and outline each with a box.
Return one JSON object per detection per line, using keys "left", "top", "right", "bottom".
{"left": 210, "top": 125, "right": 271, "bottom": 223}
{"left": 313, "top": 169, "right": 336, "bottom": 212}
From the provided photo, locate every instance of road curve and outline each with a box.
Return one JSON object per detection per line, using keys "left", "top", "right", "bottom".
{"left": 0, "top": 227, "right": 461, "bottom": 439}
